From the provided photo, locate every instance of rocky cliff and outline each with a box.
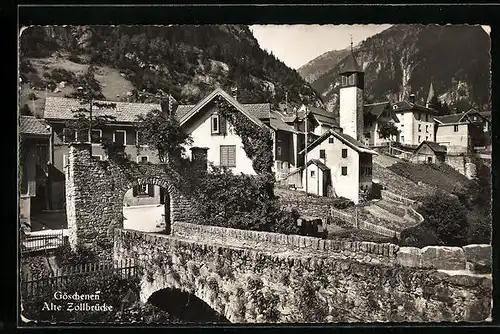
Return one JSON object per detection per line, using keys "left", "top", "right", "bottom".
{"left": 299, "top": 25, "right": 491, "bottom": 115}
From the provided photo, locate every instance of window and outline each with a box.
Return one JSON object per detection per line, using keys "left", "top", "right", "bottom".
{"left": 342, "top": 149, "right": 348, "bottom": 158}
{"left": 416, "top": 112, "right": 421, "bottom": 121}
{"left": 319, "top": 149, "right": 325, "bottom": 159}
{"left": 77, "top": 130, "right": 89, "bottom": 143}
{"left": 310, "top": 170, "right": 315, "bottom": 178}
{"left": 367, "top": 167, "right": 372, "bottom": 176}
{"left": 427, "top": 157, "right": 433, "bottom": 163}
{"left": 211, "top": 114, "right": 220, "bottom": 134}
{"left": 133, "top": 183, "right": 154, "bottom": 197}
{"left": 137, "top": 156, "right": 149, "bottom": 163}
{"left": 220, "top": 145, "right": 236, "bottom": 167}
{"left": 136, "top": 131, "right": 148, "bottom": 146}
{"left": 454, "top": 125, "right": 459, "bottom": 132}
{"left": 348, "top": 74, "right": 355, "bottom": 85}
{"left": 418, "top": 124, "right": 421, "bottom": 132}
{"left": 401, "top": 136, "right": 404, "bottom": 142}
{"left": 328, "top": 137, "right": 334, "bottom": 144}
{"left": 364, "top": 132, "right": 371, "bottom": 139}
{"left": 92, "top": 155, "right": 103, "bottom": 160}
{"left": 378, "top": 131, "right": 383, "bottom": 139}
{"left": 426, "top": 125, "right": 429, "bottom": 133}
{"left": 63, "top": 155, "right": 69, "bottom": 169}
{"left": 277, "top": 146, "right": 282, "bottom": 156}
{"left": 400, "top": 112, "right": 404, "bottom": 117}
{"left": 90, "top": 129, "right": 102, "bottom": 144}
{"left": 341, "top": 166, "right": 347, "bottom": 176}
{"left": 114, "top": 130, "right": 126, "bottom": 145}
{"left": 63, "top": 128, "right": 76, "bottom": 143}
{"left": 426, "top": 136, "right": 428, "bottom": 141}
{"left": 418, "top": 136, "right": 421, "bottom": 143}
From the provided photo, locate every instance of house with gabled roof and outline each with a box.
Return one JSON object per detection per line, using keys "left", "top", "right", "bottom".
{"left": 174, "top": 87, "right": 270, "bottom": 175}
{"left": 43, "top": 96, "right": 164, "bottom": 209}
{"left": 362, "top": 101, "right": 400, "bottom": 147}
{"left": 434, "top": 109, "right": 489, "bottom": 154}
{"left": 19, "top": 116, "right": 51, "bottom": 226}
{"left": 296, "top": 129, "right": 377, "bottom": 204}
{"left": 411, "top": 141, "right": 447, "bottom": 165}
{"left": 391, "top": 95, "right": 438, "bottom": 147}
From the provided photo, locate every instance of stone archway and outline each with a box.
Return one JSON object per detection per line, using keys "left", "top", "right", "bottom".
{"left": 147, "top": 288, "right": 230, "bottom": 323}
{"left": 65, "top": 143, "right": 198, "bottom": 259}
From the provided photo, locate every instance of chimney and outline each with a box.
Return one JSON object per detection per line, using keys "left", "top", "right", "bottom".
{"left": 409, "top": 94, "right": 416, "bottom": 104}
{"left": 231, "top": 87, "right": 238, "bottom": 101}
{"left": 190, "top": 147, "right": 209, "bottom": 172}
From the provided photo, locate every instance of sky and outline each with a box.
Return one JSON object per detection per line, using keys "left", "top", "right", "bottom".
{"left": 249, "top": 24, "right": 491, "bottom": 70}
{"left": 249, "top": 24, "right": 392, "bottom": 70}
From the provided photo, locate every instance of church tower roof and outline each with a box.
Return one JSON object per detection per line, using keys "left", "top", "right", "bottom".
{"left": 340, "top": 37, "right": 363, "bottom": 75}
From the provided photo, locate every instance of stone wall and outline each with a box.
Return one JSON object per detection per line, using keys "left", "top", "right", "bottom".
{"left": 114, "top": 228, "right": 492, "bottom": 323}
{"left": 446, "top": 154, "right": 477, "bottom": 180}
{"left": 172, "top": 222, "right": 491, "bottom": 272}
{"left": 65, "top": 143, "right": 197, "bottom": 259}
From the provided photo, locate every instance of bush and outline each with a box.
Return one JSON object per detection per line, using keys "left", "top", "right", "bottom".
{"left": 54, "top": 244, "right": 98, "bottom": 267}
{"left": 20, "top": 104, "right": 32, "bottom": 116}
{"left": 403, "top": 190, "right": 468, "bottom": 247}
{"left": 68, "top": 54, "right": 82, "bottom": 64}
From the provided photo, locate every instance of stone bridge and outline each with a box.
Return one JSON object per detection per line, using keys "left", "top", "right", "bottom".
{"left": 66, "top": 142, "right": 492, "bottom": 323}
{"left": 114, "top": 222, "right": 492, "bottom": 323}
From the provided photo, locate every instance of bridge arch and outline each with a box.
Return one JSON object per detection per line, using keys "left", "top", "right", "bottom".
{"left": 65, "top": 143, "right": 198, "bottom": 258}
{"left": 147, "top": 287, "right": 229, "bottom": 323}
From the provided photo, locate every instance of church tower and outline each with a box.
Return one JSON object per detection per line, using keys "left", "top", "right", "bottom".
{"left": 426, "top": 81, "right": 436, "bottom": 108}
{"left": 339, "top": 39, "right": 364, "bottom": 141}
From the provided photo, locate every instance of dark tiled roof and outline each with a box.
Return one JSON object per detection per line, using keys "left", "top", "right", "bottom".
{"left": 20, "top": 116, "right": 50, "bottom": 136}
{"left": 434, "top": 113, "right": 466, "bottom": 124}
{"left": 340, "top": 52, "right": 363, "bottom": 74}
{"left": 478, "top": 111, "right": 492, "bottom": 121}
{"left": 307, "top": 159, "right": 330, "bottom": 171}
{"left": 243, "top": 103, "right": 272, "bottom": 119}
{"left": 364, "top": 102, "right": 389, "bottom": 117}
{"left": 174, "top": 104, "right": 195, "bottom": 120}
{"left": 392, "top": 101, "right": 438, "bottom": 114}
{"left": 299, "top": 129, "right": 376, "bottom": 155}
{"left": 269, "top": 111, "right": 296, "bottom": 132}
{"left": 44, "top": 97, "right": 161, "bottom": 123}
{"left": 416, "top": 141, "right": 447, "bottom": 154}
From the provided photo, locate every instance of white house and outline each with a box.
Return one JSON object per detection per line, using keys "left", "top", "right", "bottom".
{"left": 298, "top": 129, "right": 377, "bottom": 204}
{"left": 391, "top": 95, "right": 438, "bottom": 147}
{"left": 175, "top": 88, "right": 269, "bottom": 175}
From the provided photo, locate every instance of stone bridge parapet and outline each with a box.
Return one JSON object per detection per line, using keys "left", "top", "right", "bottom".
{"left": 113, "top": 227, "right": 492, "bottom": 323}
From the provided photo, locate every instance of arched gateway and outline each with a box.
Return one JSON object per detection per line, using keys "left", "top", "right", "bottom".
{"left": 65, "top": 143, "right": 205, "bottom": 258}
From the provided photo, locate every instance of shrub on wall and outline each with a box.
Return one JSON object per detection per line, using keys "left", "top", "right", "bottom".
{"left": 401, "top": 190, "right": 468, "bottom": 247}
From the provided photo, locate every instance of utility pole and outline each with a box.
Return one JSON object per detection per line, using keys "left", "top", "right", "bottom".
{"left": 285, "top": 90, "right": 288, "bottom": 113}
{"left": 77, "top": 86, "right": 93, "bottom": 156}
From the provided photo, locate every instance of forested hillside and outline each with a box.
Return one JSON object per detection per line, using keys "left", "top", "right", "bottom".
{"left": 19, "top": 25, "right": 323, "bottom": 117}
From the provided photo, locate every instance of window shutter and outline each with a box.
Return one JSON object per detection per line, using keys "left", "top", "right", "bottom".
{"left": 228, "top": 146, "right": 236, "bottom": 167}
{"left": 220, "top": 146, "right": 228, "bottom": 166}
{"left": 220, "top": 115, "right": 227, "bottom": 134}
{"left": 133, "top": 186, "right": 138, "bottom": 197}
{"left": 320, "top": 150, "right": 325, "bottom": 159}
{"left": 148, "top": 184, "right": 155, "bottom": 197}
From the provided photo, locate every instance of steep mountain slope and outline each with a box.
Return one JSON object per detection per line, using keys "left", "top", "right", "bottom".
{"left": 300, "top": 25, "right": 490, "bottom": 115}
{"left": 297, "top": 47, "right": 351, "bottom": 83}
{"left": 19, "top": 25, "right": 323, "bottom": 117}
